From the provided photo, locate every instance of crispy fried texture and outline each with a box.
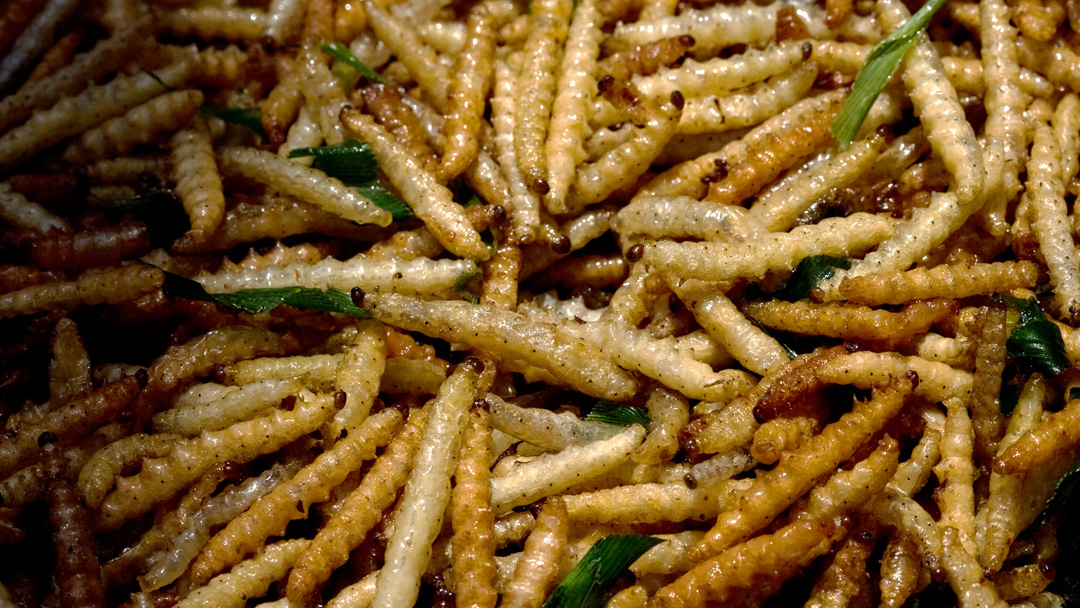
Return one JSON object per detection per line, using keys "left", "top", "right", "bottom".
{"left": 650, "top": 517, "right": 838, "bottom": 608}
{"left": 690, "top": 373, "right": 915, "bottom": 561}
{"left": 743, "top": 298, "right": 957, "bottom": 343}
{"left": 451, "top": 407, "right": 498, "bottom": 608}
{"left": 500, "top": 497, "right": 569, "bottom": 608}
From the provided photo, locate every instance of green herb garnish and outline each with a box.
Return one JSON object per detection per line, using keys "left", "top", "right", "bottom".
{"left": 289, "top": 140, "right": 379, "bottom": 186}
{"left": 321, "top": 42, "right": 386, "bottom": 84}
{"left": 901, "top": 582, "right": 954, "bottom": 608}
{"left": 542, "top": 535, "right": 662, "bottom": 608}
{"left": 584, "top": 401, "right": 649, "bottom": 428}
{"left": 773, "top": 255, "right": 850, "bottom": 302}
{"left": 200, "top": 104, "right": 266, "bottom": 138}
{"left": 161, "top": 271, "right": 370, "bottom": 318}
{"left": 830, "top": 0, "right": 950, "bottom": 147}
{"left": 289, "top": 141, "right": 415, "bottom": 220}
{"left": 998, "top": 295, "right": 1070, "bottom": 377}
{"left": 452, "top": 268, "right": 482, "bottom": 304}
{"left": 355, "top": 185, "right": 416, "bottom": 221}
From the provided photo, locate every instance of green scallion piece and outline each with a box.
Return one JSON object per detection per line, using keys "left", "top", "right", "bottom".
{"left": 584, "top": 401, "right": 650, "bottom": 428}
{"left": 830, "top": 0, "right": 949, "bottom": 147}
{"left": 355, "top": 185, "right": 415, "bottom": 221}
{"left": 288, "top": 140, "right": 379, "bottom": 186}
{"left": 161, "top": 271, "right": 370, "bottom": 318}
{"left": 773, "top": 255, "right": 850, "bottom": 302}
{"left": 452, "top": 268, "right": 482, "bottom": 304}
{"left": 321, "top": 42, "right": 386, "bottom": 84}
{"left": 999, "top": 296, "right": 1070, "bottom": 377}
{"left": 542, "top": 535, "right": 663, "bottom": 608}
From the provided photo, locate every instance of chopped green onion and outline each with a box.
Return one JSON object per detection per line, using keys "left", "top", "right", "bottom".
{"left": 161, "top": 271, "right": 371, "bottom": 318}
{"left": 998, "top": 295, "right": 1070, "bottom": 377}
{"left": 355, "top": 185, "right": 415, "bottom": 221}
{"left": 199, "top": 104, "right": 266, "bottom": 138}
{"left": 542, "top": 535, "right": 662, "bottom": 608}
{"left": 321, "top": 42, "right": 386, "bottom": 84}
{"left": 831, "top": 0, "right": 950, "bottom": 148}
{"left": 288, "top": 140, "right": 379, "bottom": 186}
{"left": 584, "top": 401, "right": 649, "bottom": 428}
{"left": 452, "top": 268, "right": 482, "bottom": 304}
{"left": 773, "top": 255, "right": 850, "bottom": 302}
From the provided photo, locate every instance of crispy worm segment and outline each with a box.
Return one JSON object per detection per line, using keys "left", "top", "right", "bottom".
{"left": 361, "top": 0, "right": 448, "bottom": 108}
{"left": 499, "top": 497, "right": 569, "bottom": 608}
{"left": 560, "top": 317, "right": 754, "bottom": 402}
{"left": 751, "top": 417, "right": 820, "bottom": 465}
{"left": 804, "top": 531, "right": 875, "bottom": 608}
{"left": 0, "top": 180, "right": 70, "bottom": 233}
{"left": 690, "top": 373, "right": 915, "bottom": 562}
{"left": 671, "top": 281, "right": 787, "bottom": 376}
{"left": 981, "top": 375, "right": 1046, "bottom": 571}
{"left": 979, "top": 0, "right": 1028, "bottom": 237}
{"left": 750, "top": 128, "right": 887, "bottom": 232}
{"left": 491, "top": 424, "right": 645, "bottom": 514}
{"left": 515, "top": 0, "right": 572, "bottom": 194}
{"left": 880, "top": 532, "right": 926, "bottom": 608}
{"left": 176, "top": 539, "right": 309, "bottom": 608}
{"left": 743, "top": 299, "right": 956, "bottom": 342}
{"left": 640, "top": 90, "right": 845, "bottom": 200}
{"left": 485, "top": 393, "right": 619, "bottom": 450}
{"left": 143, "top": 327, "right": 287, "bottom": 407}
{"left": 451, "top": 407, "right": 498, "bottom": 608}
{"left": 994, "top": 395, "right": 1080, "bottom": 475}
{"left": 650, "top": 517, "right": 837, "bottom": 608}
{"left": 152, "top": 380, "right": 302, "bottom": 436}
{"left": 42, "top": 439, "right": 105, "bottom": 608}
{"left": 704, "top": 77, "right": 838, "bottom": 206}
{"left": 636, "top": 384, "right": 689, "bottom": 464}
{"left": 0, "top": 376, "right": 140, "bottom": 479}
{"left": 567, "top": 83, "right": 681, "bottom": 212}
{"left": 342, "top": 110, "right": 490, "bottom": 260}
{"left": 362, "top": 292, "right": 639, "bottom": 400}
{"left": 326, "top": 321, "right": 386, "bottom": 442}
{"left": 633, "top": 42, "right": 798, "bottom": 100}
{"left": 0, "top": 56, "right": 194, "bottom": 172}
{"left": 832, "top": 261, "right": 1043, "bottom": 306}
{"left": 96, "top": 391, "right": 337, "bottom": 530}
{"left": 371, "top": 361, "right": 481, "bottom": 608}
{"left": 941, "top": 527, "right": 1010, "bottom": 608}
{"left": 544, "top": 0, "right": 601, "bottom": 214}
{"left": 78, "top": 433, "right": 180, "bottom": 509}
{"left": 492, "top": 55, "right": 542, "bottom": 245}
{"left": 564, "top": 477, "right": 750, "bottom": 525}
{"left": 197, "top": 254, "right": 476, "bottom": 297}
{"left": 187, "top": 409, "right": 402, "bottom": 586}
{"left": 753, "top": 345, "right": 847, "bottom": 422}
{"left": 0, "top": 0, "right": 81, "bottom": 93}
{"left": 816, "top": 351, "right": 972, "bottom": 403}
{"left": 49, "top": 317, "right": 91, "bottom": 405}
{"left": 286, "top": 407, "right": 429, "bottom": 603}
{"left": 614, "top": 196, "right": 768, "bottom": 243}
{"left": 794, "top": 435, "right": 900, "bottom": 522}
{"left": 1028, "top": 120, "right": 1080, "bottom": 318}
{"left": 217, "top": 146, "right": 391, "bottom": 228}
{"left": 170, "top": 115, "right": 225, "bottom": 247}
{"left": 480, "top": 234, "right": 523, "bottom": 310}
{"left": 607, "top": 2, "right": 781, "bottom": 56}
{"left": 62, "top": 89, "right": 204, "bottom": 166}
{"left": 638, "top": 212, "right": 893, "bottom": 283}
{"left": 439, "top": 0, "right": 499, "bottom": 182}
{"left": 934, "top": 397, "right": 978, "bottom": 556}
{"left": 0, "top": 20, "right": 146, "bottom": 133}
{"left": 968, "top": 305, "right": 1007, "bottom": 460}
